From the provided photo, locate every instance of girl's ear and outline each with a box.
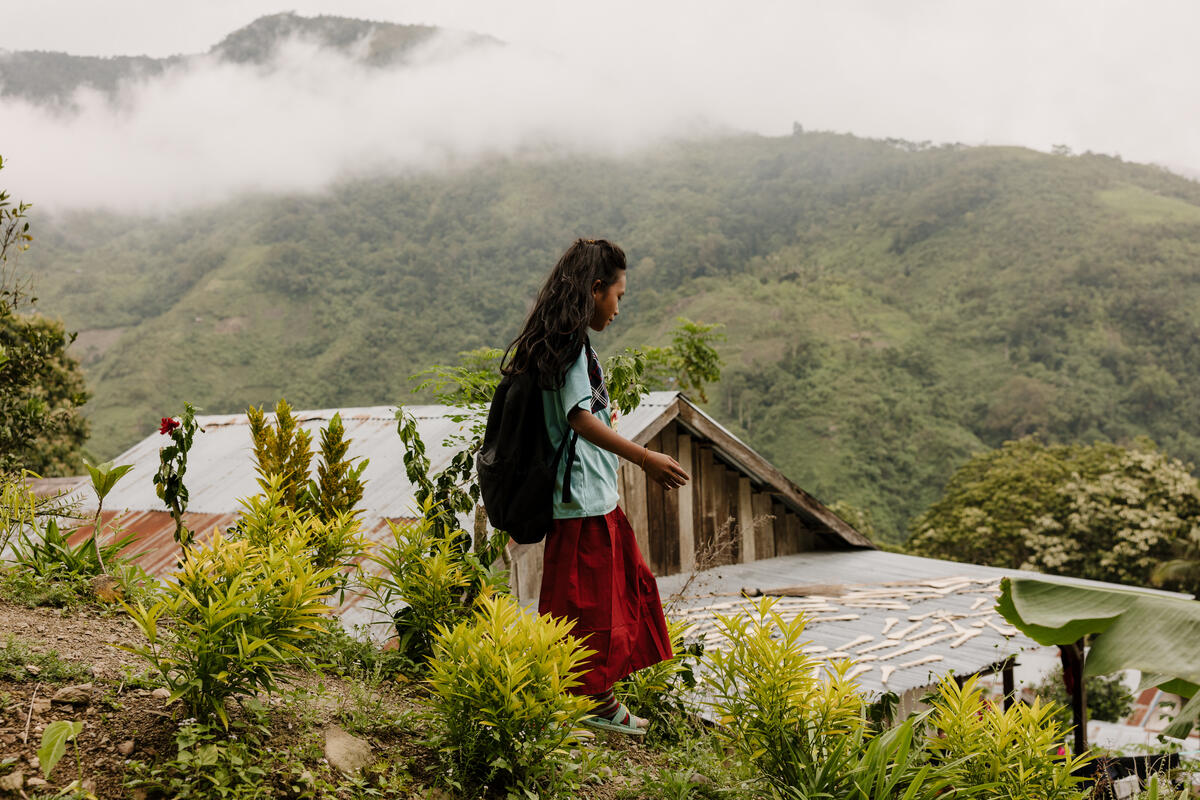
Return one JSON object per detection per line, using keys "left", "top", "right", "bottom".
{"left": 591, "top": 279, "right": 604, "bottom": 294}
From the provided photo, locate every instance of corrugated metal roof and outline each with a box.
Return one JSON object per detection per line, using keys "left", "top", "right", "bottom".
{"left": 658, "top": 549, "right": 1187, "bottom": 699}
{"left": 64, "top": 394, "right": 684, "bottom": 518}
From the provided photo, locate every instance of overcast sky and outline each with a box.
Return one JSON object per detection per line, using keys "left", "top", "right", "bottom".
{"left": 2, "top": 0, "right": 1198, "bottom": 212}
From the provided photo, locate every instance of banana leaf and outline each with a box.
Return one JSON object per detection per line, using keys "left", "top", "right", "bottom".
{"left": 997, "top": 577, "right": 1200, "bottom": 739}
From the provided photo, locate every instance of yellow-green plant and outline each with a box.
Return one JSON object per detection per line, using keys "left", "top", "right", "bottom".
{"left": 234, "top": 476, "right": 371, "bottom": 598}
{"left": 704, "top": 597, "right": 867, "bottom": 794}
{"left": 362, "top": 504, "right": 506, "bottom": 672}
{"left": 615, "top": 617, "right": 703, "bottom": 742}
{"left": 121, "top": 528, "right": 338, "bottom": 727}
{"left": 427, "top": 591, "right": 594, "bottom": 799}
{"left": 926, "top": 675, "right": 1093, "bottom": 799}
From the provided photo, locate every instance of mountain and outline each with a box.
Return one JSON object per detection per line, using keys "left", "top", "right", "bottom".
{"left": 23, "top": 131, "right": 1200, "bottom": 543}
{"left": 0, "top": 13, "right": 494, "bottom": 106}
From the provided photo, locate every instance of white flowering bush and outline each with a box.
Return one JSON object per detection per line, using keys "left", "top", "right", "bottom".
{"left": 910, "top": 437, "right": 1200, "bottom": 592}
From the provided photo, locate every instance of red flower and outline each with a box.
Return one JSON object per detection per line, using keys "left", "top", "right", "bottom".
{"left": 159, "top": 417, "right": 181, "bottom": 435}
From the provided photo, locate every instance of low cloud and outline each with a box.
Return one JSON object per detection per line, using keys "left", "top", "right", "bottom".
{"left": 0, "top": 33, "right": 729, "bottom": 213}
{"left": 3, "top": 1, "right": 1200, "bottom": 214}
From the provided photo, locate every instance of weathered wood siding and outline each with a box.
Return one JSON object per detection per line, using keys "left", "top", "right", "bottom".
{"left": 617, "top": 418, "right": 829, "bottom": 577}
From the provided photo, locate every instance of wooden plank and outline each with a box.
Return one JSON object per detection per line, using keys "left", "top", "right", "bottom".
{"left": 645, "top": 433, "right": 667, "bottom": 575}
{"left": 753, "top": 491, "right": 776, "bottom": 560}
{"left": 773, "top": 499, "right": 792, "bottom": 556}
{"left": 660, "top": 425, "right": 681, "bottom": 575}
{"left": 725, "top": 464, "right": 741, "bottom": 564}
{"left": 677, "top": 433, "right": 696, "bottom": 573}
{"left": 738, "top": 477, "right": 755, "bottom": 563}
{"left": 697, "top": 445, "right": 717, "bottom": 558}
{"left": 624, "top": 461, "right": 651, "bottom": 567}
{"left": 786, "top": 512, "right": 804, "bottom": 555}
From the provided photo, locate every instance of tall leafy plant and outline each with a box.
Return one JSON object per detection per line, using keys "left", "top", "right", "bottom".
{"left": 154, "top": 403, "right": 201, "bottom": 548}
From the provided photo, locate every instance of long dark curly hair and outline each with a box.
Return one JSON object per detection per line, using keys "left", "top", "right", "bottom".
{"left": 503, "top": 238, "right": 627, "bottom": 388}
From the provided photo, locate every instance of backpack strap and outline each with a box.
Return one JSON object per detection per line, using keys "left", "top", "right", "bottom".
{"left": 561, "top": 430, "right": 579, "bottom": 504}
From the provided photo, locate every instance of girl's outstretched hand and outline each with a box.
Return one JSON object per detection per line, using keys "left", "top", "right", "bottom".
{"left": 642, "top": 450, "right": 690, "bottom": 490}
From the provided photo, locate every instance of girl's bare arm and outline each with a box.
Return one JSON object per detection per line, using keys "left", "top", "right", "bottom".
{"left": 567, "top": 408, "right": 690, "bottom": 489}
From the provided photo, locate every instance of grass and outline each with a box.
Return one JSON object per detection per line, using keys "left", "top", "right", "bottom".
{"left": 0, "top": 635, "right": 91, "bottom": 683}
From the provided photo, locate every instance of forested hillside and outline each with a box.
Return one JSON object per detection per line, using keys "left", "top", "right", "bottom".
{"left": 24, "top": 131, "right": 1200, "bottom": 542}
{"left": 0, "top": 13, "right": 481, "bottom": 105}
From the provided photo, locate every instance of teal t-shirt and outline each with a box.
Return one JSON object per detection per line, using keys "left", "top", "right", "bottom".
{"left": 543, "top": 344, "right": 620, "bottom": 519}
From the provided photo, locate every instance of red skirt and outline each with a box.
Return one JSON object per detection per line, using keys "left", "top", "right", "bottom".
{"left": 539, "top": 506, "right": 673, "bottom": 695}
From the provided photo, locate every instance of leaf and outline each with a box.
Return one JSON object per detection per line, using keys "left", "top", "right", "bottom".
{"left": 37, "top": 719, "right": 82, "bottom": 780}
{"left": 999, "top": 576, "right": 1200, "bottom": 736}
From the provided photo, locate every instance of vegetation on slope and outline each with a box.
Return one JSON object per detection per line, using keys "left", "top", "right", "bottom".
{"left": 25, "top": 131, "right": 1200, "bottom": 541}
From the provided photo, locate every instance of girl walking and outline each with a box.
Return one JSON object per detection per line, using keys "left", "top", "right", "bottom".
{"left": 503, "top": 238, "right": 690, "bottom": 735}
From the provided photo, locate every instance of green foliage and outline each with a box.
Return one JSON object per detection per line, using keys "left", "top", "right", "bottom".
{"left": 120, "top": 527, "right": 338, "bottom": 727}
{"left": 29, "top": 132, "right": 1200, "bottom": 542}
{"left": 0, "top": 635, "right": 91, "bottom": 683}
{"left": 0, "top": 312, "right": 90, "bottom": 476}
{"left": 0, "top": 156, "right": 89, "bottom": 477}
{"left": 247, "top": 399, "right": 312, "bottom": 509}
{"left": 362, "top": 507, "right": 505, "bottom": 673}
{"left": 614, "top": 618, "right": 704, "bottom": 743}
{"left": 669, "top": 317, "right": 724, "bottom": 404}
{"left": 37, "top": 719, "right": 83, "bottom": 782}
{"left": 702, "top": 597, "right": 867, "bottom": 796}
{"left": 154, "top": 402, "right": 202, "bottom": 548}
{"left": 233, "top": 476, "right": 370, "bottom": 598}
{"left": 927, "top": 675, "right": 1092, "bottom": 798}
{"left": 997, "top": 576, "right": 1200, "bottom": 739}
{"left": 1034, "top": 666, "right": 1134, "bottom": 726}
{"left": 0, "top": 154, "right": 33, "bottom": 265}
{"left": 308, "top": 412, "right": 368, "bottom": 521}
{"left": 700, "top": 599, "right": 1008, "bottom": 799}
{"left": 426, "top": 591, "right": 595, "bottom": 799}
{"left": 909, "top": 437, "right": 1200, "bottom": 591}
{"left": 125, "top": 717, "right": 271, "bottom": 800}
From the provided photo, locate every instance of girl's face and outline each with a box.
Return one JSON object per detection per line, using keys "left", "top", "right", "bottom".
{"left": 589, "top": 270, "right": 626, "bottom": 332}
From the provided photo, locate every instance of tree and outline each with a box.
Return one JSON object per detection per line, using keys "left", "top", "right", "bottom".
{"left": 0, "top": 155, "right": 90, "bottom": 475}
{"left": 908, "top": 437, "right": 1200, "bottom": 594}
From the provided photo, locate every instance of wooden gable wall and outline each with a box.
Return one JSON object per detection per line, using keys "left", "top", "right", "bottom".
{"left": 618, "top": 418, "right": 833, "bottom": 577}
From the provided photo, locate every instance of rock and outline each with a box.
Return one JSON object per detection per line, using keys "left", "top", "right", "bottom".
{"left": 51, "top": 683, "right": 94, "bottom": 706}
{"left": 31, "top": 699, "right": 52, "bottom": 715}
{"left": 150, "top": 688, "right": 171, "bottom": 700}
{"left": 689, "top": 772, "right": 713, "bottom": 786}
{"left": 22, "top": 664, "right": 40, "bottom": 677}
{"left": 81, "top": 778, "right": 96, "bottom": 794}
{"left": 117, "top": 740, "right": 135, "bottom": 756}
{"left": 130, "top": 790, "right": 148, "bottom": 800}
{"left": 90, "top": 574, "right": 124, "bottom": 603}
{"left": 323, "top": 725, "right": 373, "bottom": 775}
{"left": 26, "top": 776, "right": 48, "bottom": 788}
{"left": 0, "top": 771, "right": 23, "bottom": 791}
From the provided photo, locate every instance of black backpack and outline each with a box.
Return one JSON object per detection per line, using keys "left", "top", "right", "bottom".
{"left": 477, "top": 369, "right": 578, "bottom": 544}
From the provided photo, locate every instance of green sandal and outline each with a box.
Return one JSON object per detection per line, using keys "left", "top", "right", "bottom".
{"left": 581, "top": 702, "right": 648, "bottom": 736}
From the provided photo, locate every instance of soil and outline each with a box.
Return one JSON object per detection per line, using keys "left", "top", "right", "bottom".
{"left": 0, "top": 597, "right": 671, "bottom": 799}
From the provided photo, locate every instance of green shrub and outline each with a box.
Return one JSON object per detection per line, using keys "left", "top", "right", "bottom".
{"left": 927, "top": 675, "right": 1093, "bottom": 799}
{"left": 363, "top": 508, "right": 506, "bottom": 673}
{"left": 125, "top": 716, "right": 271, "bottom": 799}
{"left": 703, "top": 597, "right": 866, "bottom": 795}
{"left": 426, "top": 591, "right": 594, "bottom": 799}
{"left": 121, "top": 528, "right": 338, "bottom": 726}
{"left": 615, "top": 617, "right": 703, "bottom": 742}
{"left": 702, "top": 598, "right": 985, "bottom": 800}
{"left": 232, "top": 476, "right": 370, "bottom": 601}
